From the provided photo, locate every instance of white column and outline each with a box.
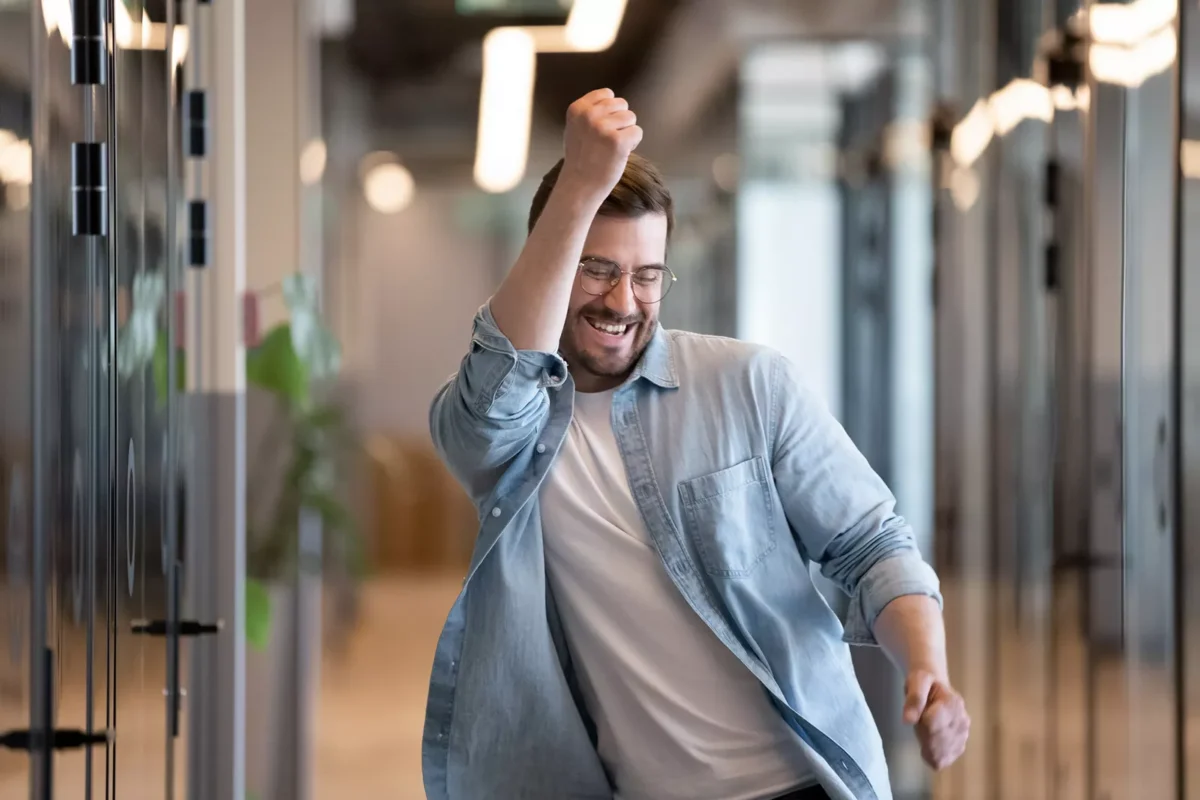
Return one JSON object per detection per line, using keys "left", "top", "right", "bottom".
{"left": 242, "top": 0, "right": 323, "bottom": 797}
{"left": 186, "top": 0, "right": 246, "bottom": 796}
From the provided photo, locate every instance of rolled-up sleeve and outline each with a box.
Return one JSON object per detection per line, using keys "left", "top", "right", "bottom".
{"left": 841, "top": 553, "right": 942, "bottom": 645}
{"left": 463, "top": 304, "right": 568, "bottom": 419}
{"left": 430, "top": 303, "right": 565, "bottom": 504}
{"left": 767, "top": 352, "right": 942, "bottom": 646}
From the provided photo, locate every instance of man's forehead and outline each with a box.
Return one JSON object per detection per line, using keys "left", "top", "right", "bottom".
{"left": 582, "top": 214, "right": 669, "bottom": 260}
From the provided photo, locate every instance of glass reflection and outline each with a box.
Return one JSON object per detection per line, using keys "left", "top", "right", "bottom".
{"left": 1182, "top": 4, "right": 1200, "bottom": 798}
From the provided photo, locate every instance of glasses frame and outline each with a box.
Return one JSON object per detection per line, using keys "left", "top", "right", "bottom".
{"left": 576, "top": 257, "right": 678, "bottom": 305}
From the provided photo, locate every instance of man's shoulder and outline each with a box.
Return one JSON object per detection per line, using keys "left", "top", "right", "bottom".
{"left": 662, "top": 329, "right": 781, "bottom": 380}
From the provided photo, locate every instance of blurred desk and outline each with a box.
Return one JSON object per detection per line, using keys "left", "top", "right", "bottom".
{"left": 365, "top": 434, "right": 475, "bottom": 573}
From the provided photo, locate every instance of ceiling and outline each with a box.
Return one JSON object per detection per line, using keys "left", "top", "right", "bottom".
{"left": 328, "top": 0, "right": 921, "bottom": 176}
{"left": 341, "top": 0, "right": 684, "bottom": 148}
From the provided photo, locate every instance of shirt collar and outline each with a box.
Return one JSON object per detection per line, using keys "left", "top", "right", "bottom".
{"left": 628, "top": 324, "right": 679, "bottom": 389}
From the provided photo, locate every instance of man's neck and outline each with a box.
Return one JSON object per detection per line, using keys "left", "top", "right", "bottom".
{"left": 570, "top": 366, "right": 635, "bottom": 394}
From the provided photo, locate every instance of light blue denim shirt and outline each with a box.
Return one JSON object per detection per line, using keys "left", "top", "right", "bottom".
{"left": 423, "top": 303, "right": 942, "bottom": 800}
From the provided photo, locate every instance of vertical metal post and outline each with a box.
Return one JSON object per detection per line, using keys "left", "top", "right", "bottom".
{"left": 27, "top": 6, "right": 50, "bottom": 798}
{"left": 185, "top": 0, "right": 246, "bottom": 797}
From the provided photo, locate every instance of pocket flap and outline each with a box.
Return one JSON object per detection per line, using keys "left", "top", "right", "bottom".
{"left": 679, "top": 456, "right": 769, "bottom": 505}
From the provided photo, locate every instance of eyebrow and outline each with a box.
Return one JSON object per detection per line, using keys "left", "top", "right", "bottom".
{"left": 580, "top": 255, "right": 669, "bottom": 270}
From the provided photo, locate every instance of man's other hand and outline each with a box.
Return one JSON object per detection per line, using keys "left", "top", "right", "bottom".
{"left": 903, "top": 669, "right": 970, "bottom": 771}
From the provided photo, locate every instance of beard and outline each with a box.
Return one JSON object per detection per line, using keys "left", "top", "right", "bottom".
{"left": 560, "top": 305, "right": 657, "bottom": 386}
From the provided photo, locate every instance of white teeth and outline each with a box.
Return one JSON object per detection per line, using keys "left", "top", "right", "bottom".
{"left": 589, "top": 319, "right": 628, "bottom": 335}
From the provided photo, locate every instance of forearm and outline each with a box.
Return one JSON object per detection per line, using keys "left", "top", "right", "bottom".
{"left": 489, "top": 179, "right": 605, "bottom": 352}
{"left": 873, "top": 594, "right": 949, "bottom": 682}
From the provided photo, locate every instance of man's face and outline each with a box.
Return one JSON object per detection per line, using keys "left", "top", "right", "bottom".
{"left": 560, "top": 213, "right": 669, "bottom": 393}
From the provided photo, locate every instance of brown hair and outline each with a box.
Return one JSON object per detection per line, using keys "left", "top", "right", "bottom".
{"left": 527, "top": 152, "right": 675, "bottom": 238}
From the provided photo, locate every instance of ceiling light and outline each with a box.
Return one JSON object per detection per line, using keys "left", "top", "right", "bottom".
{"left": 43, "top": 0, "right": 72, "bottom": 44}
{"left": 363, "top": 162, "right": 415, "bottom": 214}
{"left": 171, "top": 26, "right": 190, "bottom": 70}
{"left": 0, "top": 139, "right": 32, "bottom": 186}
{"left": 948, "top": 78, "right": 1071, "bottom": 168}
{"left": 564, "top": 0, "right": 627, "bottom": 52}
{"left": 115, "top": 1, "right": 136, "bottom": 48}
{"left": 474, "top": 27, "right": 536, "bottom": 193}
{"left": 1089, "top": 26, "right": 1177, "bottom": 88}
{"left": 989, "top": 78, "right": 1054, "bottom": 136}
{"left": 1089, "top": 0, "right": 1176, "bottom": 46}
{"left": 949, "top": 99, "right": 993, "bottom": 168}
{"left": 300, "top": 139, "right": 327, "bottom": 186}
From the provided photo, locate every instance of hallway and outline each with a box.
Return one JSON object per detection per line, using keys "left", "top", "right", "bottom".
{"left": 313, "top": 576, "right": 458, "bottom": 800}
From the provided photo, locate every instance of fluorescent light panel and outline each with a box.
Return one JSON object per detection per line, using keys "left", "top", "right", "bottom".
{"left": 474, "top": 27, "right": 537, "bottom": 194}
{"left": 565, "top": 0, "right": 627, "bottom": 52}
{"left": 1089, "top": 0, "right": 1176, "bottom": 47}
{"left": 473, "top": 0, "right": 628, "bottom": 192}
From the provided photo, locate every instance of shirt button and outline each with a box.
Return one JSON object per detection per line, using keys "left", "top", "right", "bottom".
{"left": 491, "top": 507, "right": 501, "bottom": 518}
{"left": 536, "top": 443, "right": 546, "bottom": 454}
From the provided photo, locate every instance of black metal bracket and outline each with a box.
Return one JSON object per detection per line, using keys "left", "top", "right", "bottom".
{"left": 71, "top": 0, "right": 107, "bottom": 86}
{"left": 71, "top": 142, "right": 108, "bottom": 237}
{"left": 187, "top": 200, "right": 208, "bottom": 267}
{"left": 0, "top": 728, "right": 109, "bottom": 752}
{"left": 185, "top": 90, "right": 207, "bottom": 158}
{"left": 131, "top": 619, "right": 223, "bottom": 637}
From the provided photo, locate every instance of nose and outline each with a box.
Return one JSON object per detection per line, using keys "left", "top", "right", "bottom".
{"left": 604, "top": 273, "right": 639, "bottom": 318}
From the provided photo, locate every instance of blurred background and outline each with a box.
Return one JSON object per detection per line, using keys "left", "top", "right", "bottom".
{"left": 0, "top": 0, "right": 1198, "bottom": 798}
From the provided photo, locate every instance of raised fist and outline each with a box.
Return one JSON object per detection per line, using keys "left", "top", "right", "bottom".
{"left": 560, "top": 88, "right": 643, "bottom": 199}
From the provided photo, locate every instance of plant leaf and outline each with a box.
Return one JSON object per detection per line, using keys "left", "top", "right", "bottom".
{"left": 305, "top": 489, "right": 352, "bottom": 531}
{"left": 117, "top": 271, "right": 166, "bottom": 379}
{"left": 246, "top": 324, "right": 309, "bottom": 407}
{"left": 246, "top": 578, "right": 272, "bottom": 651}
{"left": 283, "top": 273, "right": 341, "bottom": 380}
{"left": 152, "top": 330, "right": 186, "bottom": 408}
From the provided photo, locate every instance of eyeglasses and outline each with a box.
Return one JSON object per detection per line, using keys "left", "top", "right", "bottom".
{"left": 577, "top": 257, "right": 677, "bottom": 304}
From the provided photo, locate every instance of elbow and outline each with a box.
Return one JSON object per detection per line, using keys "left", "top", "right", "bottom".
{"left": 822, "top": 508, "right": 922, "bottom": 593}
{"left": 840, "top": 550, "right": 942, "bottom": 646}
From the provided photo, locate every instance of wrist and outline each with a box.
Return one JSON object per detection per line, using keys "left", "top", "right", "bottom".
{"left": 553, "top": 168, "right": 611, "bottom": 211}
{"left": 907, "top": 660, "right": 950, "bottom": 685}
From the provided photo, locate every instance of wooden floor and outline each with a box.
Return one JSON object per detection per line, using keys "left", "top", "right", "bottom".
{"left": 0, "top": 575, "right": 1195, "bottom": 799}
{"left": 313, "top": 576, "right": 459, "bottom": 799}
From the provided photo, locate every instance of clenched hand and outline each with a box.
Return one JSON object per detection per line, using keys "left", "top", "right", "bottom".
{"left": 903, "top": 669, "right": 970, "bottom": 770}
{"left": 559, "top": 88, "right": 643, "bottom": 202}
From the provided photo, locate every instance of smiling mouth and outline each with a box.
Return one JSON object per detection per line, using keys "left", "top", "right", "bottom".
{"left": 585, "top": 317, "right": 636, "bottom": 339}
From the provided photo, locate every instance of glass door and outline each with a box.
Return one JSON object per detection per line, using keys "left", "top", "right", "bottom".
{"left": 1177, "top": 2, "right": 1200, "bottom": 797}
{"left": 0, "top": 2, "right": 37, "bottom": 795}
{"left": 0, "top": 0, "right": 188, "bottom": 796}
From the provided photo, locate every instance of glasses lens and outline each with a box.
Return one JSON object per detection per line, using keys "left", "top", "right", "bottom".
{"left": 578, "top": 260, "right": 674, "bottom": 303}
{"left": 633, "top": 267, "right": 672, "bottom": 303}
{"left": 579, "top": 259, "right": 619, "bottom": 295}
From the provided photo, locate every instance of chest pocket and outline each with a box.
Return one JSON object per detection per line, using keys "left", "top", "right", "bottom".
{"left": 678, "top": 455, "right": 777, "bottom": 578}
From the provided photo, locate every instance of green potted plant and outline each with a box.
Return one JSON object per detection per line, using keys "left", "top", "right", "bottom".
{"left": 241, "top": 273, "right": 361, "bottom": 646}
{"left": 241, "top": 273, "right": 361, "bottom": 800}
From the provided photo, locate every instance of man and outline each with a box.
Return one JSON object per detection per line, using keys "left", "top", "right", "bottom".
{"left": 424, "top": 89, "right": 970, "bottom": 800}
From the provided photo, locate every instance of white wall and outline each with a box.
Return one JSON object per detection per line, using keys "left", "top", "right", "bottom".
{"left": 736, "top": 181, "right": 842, "bottom": 416}
{"left": 351, "top": 185, "right": 506, "bottom": 437}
